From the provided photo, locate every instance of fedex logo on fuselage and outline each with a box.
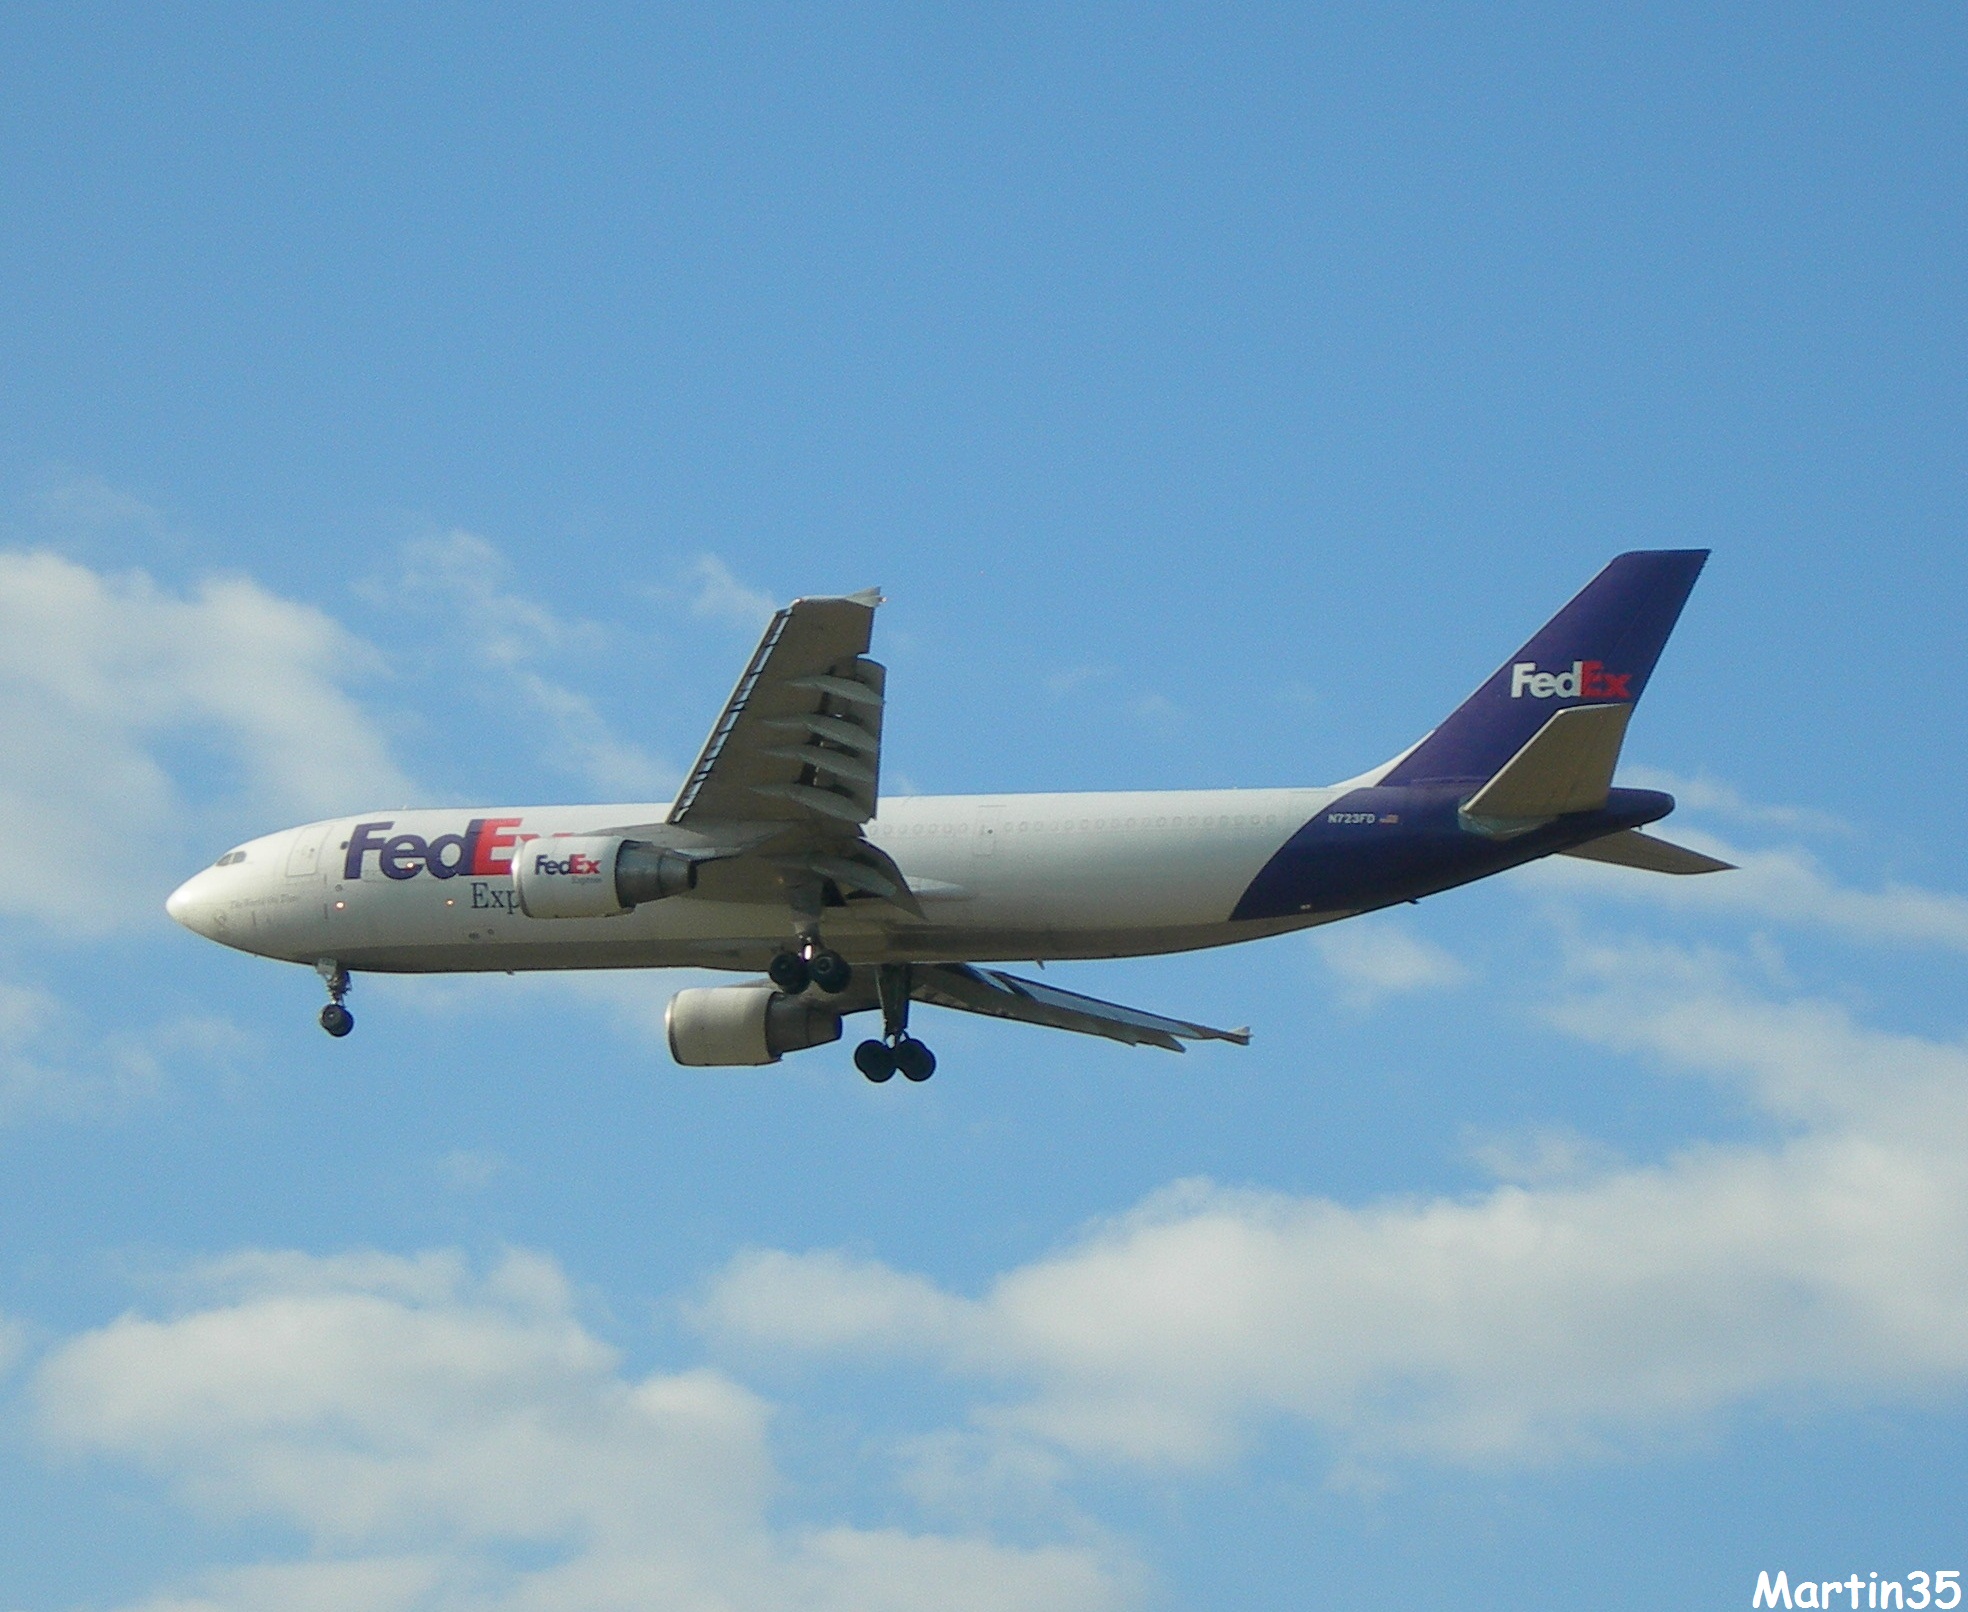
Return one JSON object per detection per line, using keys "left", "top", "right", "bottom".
{"left": 344, "top": 818, "right": 524, "bottom": 882}
{"left": 1510, "top": 661, "right": 1632, "bottom": 700}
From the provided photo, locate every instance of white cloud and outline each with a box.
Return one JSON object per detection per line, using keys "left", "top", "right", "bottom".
{"left": 696, "top": 943, "right": 1968, "bottom": 1474}
{"left": 0, "top": 976, "right": 248, "bottom": 1126}
{"left": 0, "top": 548, "right": 413, "bottom": 931}
{"left": 703, "top": 1249, "right": 973, "bottom": 1358}
{"left": 1517, "top": 773, "right": 1968, "bottom": 952}
{"left": 391, "top": 529, "right": 603, "bottom": 667}
{"left": 436, "top": 1148, "right": 507, "bottom": 1190}
{"left": 1462, "top": 1124, "right": 1622, "bottom": 1187}
{"left": 1043, "top": 667, "right": 1111, "bottom": 699}
{"left": 383, "top": 531, "right": 675, "bottom": 801}
{"left": 32, "top": 470, "right": 169, "bottom": 532}
{"left": 106, "top": 1555, "right": 450, "bottom": 1612}
{"left": 37, "top": 1249, "right": 1130, "bottom": 1612}
{"left": 687, "top": 554, "right": 778, "bottom": 631}
{"left": 503, "top": 668, "right": 676, "bottom": 801}
{"left": 1621, "top": 766, "right": 1848, "bottom": 836}
{"left": 894, "top": 1428, "right": 1080, "bottom": 1534}
{"left": 1531, "top": 831, "right": 1968, "bottom": 952}
{"left": 0, "top": 1311, "right": 23, "bottom": 1382}
{"left": 1310, "top": 918, "right": 1472, "bottom": 1009}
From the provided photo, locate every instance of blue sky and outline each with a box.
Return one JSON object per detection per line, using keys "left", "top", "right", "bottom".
{"left": 1, "top": 6, "right": 1964, "bottom": 1608}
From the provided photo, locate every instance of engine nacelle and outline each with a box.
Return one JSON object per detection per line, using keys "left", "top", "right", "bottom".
{"left": 665, "top": 985, "right": 843, "bottom": 1066}
{"left": 511, "top": 835, "right": 697, "bottom": 920}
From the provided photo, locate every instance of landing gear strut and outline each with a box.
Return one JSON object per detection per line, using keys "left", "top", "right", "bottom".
{"left": 855, "top": 963, "right": 936, "bottom": 1083}
{"left": 316, "top": 959, "right": 354, "bottom": 1038}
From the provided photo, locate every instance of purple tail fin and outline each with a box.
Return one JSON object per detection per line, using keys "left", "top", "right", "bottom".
{"left": 1380, "top": 550, "right": 1709, "bottom": 787}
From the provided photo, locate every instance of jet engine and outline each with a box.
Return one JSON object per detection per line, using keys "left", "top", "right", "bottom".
{"left": 511, "top": 835, "right": 697, "bottom": 920}
{"left": 665, "top": 985, "right": 843, "bottom": 1066}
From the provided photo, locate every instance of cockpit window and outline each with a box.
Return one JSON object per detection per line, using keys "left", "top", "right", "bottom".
{"left": 214, "top": 850, "right": 247, "bottom": 867}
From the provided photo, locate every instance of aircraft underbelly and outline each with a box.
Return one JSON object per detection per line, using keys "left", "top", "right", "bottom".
{"left": 297, "top": 880, "right": 1287, "bottom": 971}
{"left": 325, "top": 914, "right": 1318, "bottom": 975}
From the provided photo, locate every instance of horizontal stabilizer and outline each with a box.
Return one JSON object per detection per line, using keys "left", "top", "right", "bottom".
{"left": 1461, "top": 703, "right": 1632, "bottom": 826}
{"left": 1560, "top": 828, "right": 1735, "bottom": 876}
{"left": 912, "top": 964, "right": 1250, "bottom": 1052}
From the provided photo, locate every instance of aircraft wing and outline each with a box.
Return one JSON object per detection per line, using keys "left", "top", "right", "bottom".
{"left": 671, "top": 589, "right": 887, "bottom": 829}
{"left": 650, "top": 588, "right": 922, "bottom": 914}
{"left": 911, "top": 964, "right": 1251, "bottom": 1052}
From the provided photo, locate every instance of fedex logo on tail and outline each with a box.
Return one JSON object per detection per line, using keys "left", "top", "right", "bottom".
{"left": 1510, "top": 660, "right": 1632, "bottom": 700}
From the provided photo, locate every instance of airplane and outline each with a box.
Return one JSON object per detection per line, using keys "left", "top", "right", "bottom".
{"left": 165, "top": 550, "right": 1731, "bottom": 1083}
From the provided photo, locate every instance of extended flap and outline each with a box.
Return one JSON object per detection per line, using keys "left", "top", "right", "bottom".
{"left": 911, "top": 965, "right": 1250, "bottom": 1052}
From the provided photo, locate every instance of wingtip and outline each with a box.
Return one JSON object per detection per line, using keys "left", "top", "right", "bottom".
{"left": 787, "top": 587, "right": 884, "bottom": 611}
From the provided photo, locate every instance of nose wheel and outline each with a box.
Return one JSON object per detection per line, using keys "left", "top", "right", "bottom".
{"left": 315, "top": 960, "right": 354, "bottom": 1038}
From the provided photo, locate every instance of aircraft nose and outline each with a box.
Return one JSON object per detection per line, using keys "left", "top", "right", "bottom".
{"left": 166, "top": 872, "right": 217, "bottom": 936}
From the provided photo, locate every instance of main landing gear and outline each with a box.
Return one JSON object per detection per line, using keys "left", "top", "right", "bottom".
{"left": 854, "top": 1036, "right": 935, "bottom": 1083}
{"left": 316, "top": 960, "right": 354, "bottom": 1038}
{"left": 854, "top": 962, "right": 936, "bottom": 1084}
{"left": 767, "top": 939, "right": 934, "bottom": 1081}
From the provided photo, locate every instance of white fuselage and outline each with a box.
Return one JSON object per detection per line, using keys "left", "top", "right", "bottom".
{"left": 165, "top": 788, "right": 1350, "bottom": 976}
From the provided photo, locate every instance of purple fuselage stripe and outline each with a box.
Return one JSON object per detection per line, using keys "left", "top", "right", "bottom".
{"left": 1230, "top": 786, "right": 1674, "bottom": 922}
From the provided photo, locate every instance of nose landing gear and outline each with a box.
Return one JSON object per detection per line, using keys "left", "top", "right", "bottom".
{"left": 855, "top": 963, "right": 936, "bottom": 1082}
{"left": 315, "top": 960, "right": 354, "bottom": 1038}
